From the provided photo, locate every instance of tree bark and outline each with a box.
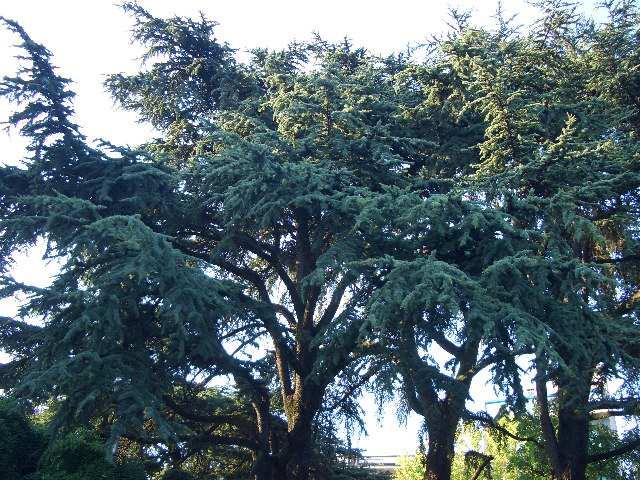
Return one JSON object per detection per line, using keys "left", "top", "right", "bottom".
{"left": 281, "top": 378, "right": 325, "bottom": 480}
{"left": 554, "top": 378, "right": 590, "bottom": 480}
{"left": 555, "top": 413, "right": 589, "bottom": 480}
{"left": 536, "top": 365, "right": 591, "bottom": 480}
{"left": 424, "top": 412, "right": 459, "bottom": 480}
{"left": 285, "top": 413, "right": 316, "bottom": 480}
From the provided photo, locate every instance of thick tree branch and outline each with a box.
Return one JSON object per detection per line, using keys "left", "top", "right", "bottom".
{"left": 232, "top": 232, "right": 305, "bottom": 321}
{"left": 588, "top": 398, "right": 640, "bottom": 411}
{"left": 471, "top": 346, "right": 535, "bottom": 377}
{"left": 422, "top": 323, "right": 462, "bottom": 357}
{"left": 589, "top": 398, "right": 640, "bottom": 420}
{"left": 164, "top": 396, "right": 256, "bottom": 432}
{"left": 594, "top": 254, "right": 640, "bottom": 265}
{"left": 325, "top": 364, "right": 378, "bottom": 412}
{"left": 399, "top": 315, "right": 439, "bottom": 408}
{"left": 536, "top": 374, "right": 562, "bottom": 473}
{"left": 466, "top": 451, "right": 493, "bottom": 480}
{"left": 174, "top": 239, "right": 301, "bottom": 376}
{"left": 315, "top": 273, "right": 356, "bottom": 333}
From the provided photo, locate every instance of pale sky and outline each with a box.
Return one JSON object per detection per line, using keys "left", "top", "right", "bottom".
{"left": 0, "top": 0, "right": 598, "bottom": 456}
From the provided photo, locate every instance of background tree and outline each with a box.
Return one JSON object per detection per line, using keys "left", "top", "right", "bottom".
{"left": 445, "top": 2, "right": 640, "bottom": 478}
{"left": 362, "top": 9, "right": 540, "bottom": 480}
{"left": 363, "top": 188, "right": 541, "bottom": 480}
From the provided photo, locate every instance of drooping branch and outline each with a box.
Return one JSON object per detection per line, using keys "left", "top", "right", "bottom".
{"left": 464, "top": 410, "right": 543, "bottom": 447}
{"left": 587, "top": 437, "right": 640, "bottom": 463}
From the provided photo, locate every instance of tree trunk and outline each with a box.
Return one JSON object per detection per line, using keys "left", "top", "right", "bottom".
{"left": 282, "top": 379, "right": 325, "bottom": 480}
{"left": 424, "top": 410, "right": 460, "bottom": 480}
{"left": 537, "top": 367, "right": 591, "bottom": 480}
{"left": 554, "top": 384, "right": 590, "bottom": 480}
{"left": 285, "top": 414, "right": 315, "bottom": 480}
{"left": 405, "top": 330, "right": 479, "bottom": 480}
{"left": 252, "top": 451, "right": 274, "bottom": 480}
{"left": 551, "top": 416, "right": 589, "bottom": 480}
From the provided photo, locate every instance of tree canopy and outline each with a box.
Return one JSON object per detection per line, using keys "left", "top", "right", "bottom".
{"left": 1, "top": 2, "right": 640, "bottom": 480}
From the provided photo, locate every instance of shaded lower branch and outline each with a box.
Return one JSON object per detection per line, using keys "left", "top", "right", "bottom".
{"left": 587, "top": 437, "right": 640, "bottom": 463}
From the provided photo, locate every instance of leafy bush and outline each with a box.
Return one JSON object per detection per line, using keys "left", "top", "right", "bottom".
{"left": 0, "top": 399, "right": 46, "bottom": 480}
{"left": 38, "top": 430, "right": 114, "bottom": 480}
{"left": 37, "top": 430, "right": 144, "bottom": 480}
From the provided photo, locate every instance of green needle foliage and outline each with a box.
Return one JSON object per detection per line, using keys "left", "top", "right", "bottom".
{"left": 366, "top": 2, "right": 640, "bottom": 479}
{"left": 0, "top": 6, "right": 439, "bottom": 479}
{"left": 1, "top": 3, "right": 640, "bottom": 480}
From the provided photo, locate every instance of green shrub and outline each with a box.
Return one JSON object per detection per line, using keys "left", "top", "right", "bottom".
{"left": 0, "top": 399, "right": 46, "bottom": 480}
{"left": 38, "top": 430, "right": 115, "bottom": 480}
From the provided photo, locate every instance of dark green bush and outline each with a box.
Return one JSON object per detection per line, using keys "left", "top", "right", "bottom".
{"left": 0, "top": 399, "right": 46, "bottom": 480}
{"left": 38, "top": 429, "right": 113, "bottom": 480}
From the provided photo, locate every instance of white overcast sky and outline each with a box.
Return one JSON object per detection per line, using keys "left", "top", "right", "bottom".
{"left": 0, "top": 0, "right": 601, "bottom": 456}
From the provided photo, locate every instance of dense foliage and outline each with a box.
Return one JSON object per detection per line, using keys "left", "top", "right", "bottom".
{"left": 1, "top": 2, "right": 640, "bottom": 480}
{"left": 0, "top": 399, "right": 147, "bottom": 480}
